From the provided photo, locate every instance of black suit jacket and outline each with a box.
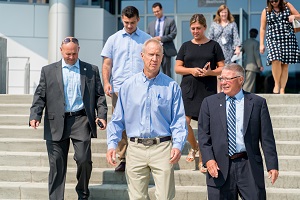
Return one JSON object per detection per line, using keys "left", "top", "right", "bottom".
{"left": 147, "top": 16, "right": 177, "bottom": 57}
{"left": 29, "top": 60, "right": 107, "bottom": 141}
{"left": 198, "top": 91, "right": 278, "bottom": 188}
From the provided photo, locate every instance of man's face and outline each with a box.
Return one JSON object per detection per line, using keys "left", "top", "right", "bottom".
{"left": 122, "top": 15, "right": 139, "bottom": 34}
{"left": 220, "top": 69, "right": 244, "bottom": 96}
{"left": 152, "top": 6, "right": 163, "bottom": 19}
{"left": 141, "top": 41, "right": 163, "bottom": 75}
{"left": 60, "top": 42, "right": 80, "bottom": 65}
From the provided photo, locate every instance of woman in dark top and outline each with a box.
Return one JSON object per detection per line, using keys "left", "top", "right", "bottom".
{"left": 175, "top": 14, "right": 225, "bottom": 172}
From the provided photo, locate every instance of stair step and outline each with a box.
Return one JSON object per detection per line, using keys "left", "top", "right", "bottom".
{"left": 258, "top": 94, "right": 300, "bottom": 105}
{"left": 1, "top": 138, "right": 299, "bottom": 156}
{"left": 0, "top": 166, "right": 298, "bottom": 189}
{"left": 0, "top": 181, "right": 299, "bottom": 200}
{"left": 0, "top": 125, "right": 108, "bottom": 139}
{"left": 0, "top": 94, "right": 33, "bottom": 104}
{"left": 3, "top": 103, "right": 300, "bottom": 116}
{"left": 0, "top": 151, "right": 299, "bottom": 171}
{"left": 0, "top": 114, "right": 112, "bottom": 126}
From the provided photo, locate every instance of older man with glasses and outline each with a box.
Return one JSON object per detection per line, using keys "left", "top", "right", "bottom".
{"left": 29, "top": 36, "right": 108, "bottom": 200}
{"left": 198, "top": 63, "right": 279, "bottom": 199}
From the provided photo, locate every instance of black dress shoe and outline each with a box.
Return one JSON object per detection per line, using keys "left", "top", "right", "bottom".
{"left": 115, "top": 162, "right": 126, "bottom": 172}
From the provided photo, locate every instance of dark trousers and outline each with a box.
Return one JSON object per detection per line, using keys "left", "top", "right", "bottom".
{"left": 207, "top": 157, "right": 266, "bottom": 200}
{"left": 46, "top": 115, "right": 92, "bottom": 200}
{"left": 161, "top": 55, "right": 172, "bottom": 77}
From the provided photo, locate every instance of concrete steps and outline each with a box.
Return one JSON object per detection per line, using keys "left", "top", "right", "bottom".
{"left": 1, "top": 138, "right": 300, "bottom": 157}
{"left": 0, "top": 94, "right": 300, "bottom": 199}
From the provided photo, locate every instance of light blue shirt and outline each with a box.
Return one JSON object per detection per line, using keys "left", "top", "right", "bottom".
{"left": 156, "top": 16, "right": 165, "bottom": 37}
{"left": 101, "top": 28, "right": 152, "bottom": 93}
{"left": 62, "top": 59, "right": 84, "bottom": 112}
{"left": 107, "top": 72, "right": 188, "bottom": 151}
{"left": 226, "top": 89, "right": 246, "bottom": 153}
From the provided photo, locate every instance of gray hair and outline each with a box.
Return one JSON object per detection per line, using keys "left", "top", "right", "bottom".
{"left": 142, "top": 38, "right": 163, "bottom": 54}
{"left": 222, "top": 63, "right": 245, "bottom": 77}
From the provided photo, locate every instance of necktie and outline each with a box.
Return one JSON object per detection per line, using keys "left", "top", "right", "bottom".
{"left": 227, "top": 96, "right": 236, "bottom": 156}
{"left": 155, "top": 18, "right": 161, "bottom": 36}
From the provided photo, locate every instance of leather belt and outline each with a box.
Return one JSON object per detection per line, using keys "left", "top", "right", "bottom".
{"left": 65, "top": 109, "right": 86, "bottom": 117}
{"left": 230, "top": 152, "right": 247, "bottom": 160}
{"left": 129, "top": 136, "right": 172, "bottom": 146}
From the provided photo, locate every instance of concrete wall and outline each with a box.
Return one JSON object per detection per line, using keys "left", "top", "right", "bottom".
{"left": 0, "top": 3, "right": 115, "bottom": 94}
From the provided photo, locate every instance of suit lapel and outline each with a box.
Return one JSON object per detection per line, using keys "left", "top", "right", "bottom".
{"left": 218, "top": 93, "right": 228, "bottom": 134}
{"left": 55, "top": 61, "right": 64, "bottom": 97}
{"left": 162, "top": 17, "right": 167, "bottom": 35}
{"left": 79, "top": 60, "right": 86, "bottom": 98}
{"left": 243, "top": 92, "right": 253, "bottom": 135}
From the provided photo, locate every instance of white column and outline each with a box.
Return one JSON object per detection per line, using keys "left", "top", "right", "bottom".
{"left": 48, "top": 0, "right": 75, "bottom": 64}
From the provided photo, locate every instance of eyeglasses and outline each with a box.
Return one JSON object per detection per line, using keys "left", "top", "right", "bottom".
{"left": 270, "top": 0, "right": 278, "bottom": 3}
{"left": 218, "top": 76, "right": 241, "bottom": 82}
{"left": 62, "top": 37, "right": 79, "bottom": 45}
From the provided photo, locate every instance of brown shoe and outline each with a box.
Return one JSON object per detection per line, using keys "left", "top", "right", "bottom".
{"left": 115, "top": 161, "right": 126, "bottom": 172}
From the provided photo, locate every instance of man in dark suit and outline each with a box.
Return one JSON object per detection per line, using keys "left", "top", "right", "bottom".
{"left": 198, "top": 63, "right": 279, "bottom": 199}
{"left": 29, "top": 37, "right": 107, "bottom": 200}
{"left": 242, "top": 28, "right": 263, "bottom": 93}
{"left": 147, "top": 2, "right": 177, "bottom": 78}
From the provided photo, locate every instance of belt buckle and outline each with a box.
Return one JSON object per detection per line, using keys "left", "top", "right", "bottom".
{"left": 142, "top": 138, "right": 154, "bottom": 146}
{"left": 69, "top": 112, "right": 72, "bottom": 116}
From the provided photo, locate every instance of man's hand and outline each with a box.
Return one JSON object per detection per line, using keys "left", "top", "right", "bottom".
{"left": 206, "top": 160, "right": 220, "bottom": 178}
{"left": 95, "top": 118, "right": 107, "bottom": 130}
{"left": 104, "top": 83, "right": 112, "bottom": 97}
{"left": 170, "top": 148, "right": 181, "bottom": 164}
{"left": 29, "top": 119, "right": 40, "bottom": 129}
{"left": 106, "top": 148, "right": 117, "bottom": 166}
{"left": 268, "top": 169, "right": 279, "bottom": 185}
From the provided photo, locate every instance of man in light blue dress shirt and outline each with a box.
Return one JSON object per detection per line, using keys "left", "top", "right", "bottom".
{"left": 106, "top": 39, "right": 187, "bottom": 199}
{"left": 30, "top": 37, "right": 107, "bottom": 199}
{"left": 101, "top": 6, "right": 151, "bottom": 171}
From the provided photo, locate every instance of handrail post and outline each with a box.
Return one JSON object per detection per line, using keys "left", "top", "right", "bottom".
{"left": 24, "top": 58, "right": 30, "bottom": 94}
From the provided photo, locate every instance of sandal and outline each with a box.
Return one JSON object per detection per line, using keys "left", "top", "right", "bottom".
{"left": 199, "top": 162, "right": 207, "bottom": 173}
{"left": 186, "top": 148, "right": 199, "bottom": 162}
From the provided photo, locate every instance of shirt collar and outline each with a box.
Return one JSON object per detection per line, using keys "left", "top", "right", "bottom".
{"left": 226, "top": 89, "right": 244, "bottom": 101}
{"left": 62, "top": 59, "right": 79, "bottom": 69}
{"left": 141, "top": 71, "right": 162, "bottom": 83}
{"left": 158, "top": 16, "right": 165, "bottom": 22}
{"left": 122, "top": 27, "right": 140, "bottom": 36}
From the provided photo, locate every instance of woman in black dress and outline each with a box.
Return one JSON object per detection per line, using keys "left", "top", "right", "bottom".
{"left": 175, "top": 14, "right": 225, "bottom": 172}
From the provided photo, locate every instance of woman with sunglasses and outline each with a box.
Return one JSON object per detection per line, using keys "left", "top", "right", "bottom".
{"left": 260, "top": 0, "right": 300, "bottom": 94}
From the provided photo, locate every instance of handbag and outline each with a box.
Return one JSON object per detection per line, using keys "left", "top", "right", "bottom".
{"left": 292, "top": 19, "right": 300, "bottom": 33}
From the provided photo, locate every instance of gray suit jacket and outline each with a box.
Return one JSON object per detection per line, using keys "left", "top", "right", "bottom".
{"left": 242, "top": 38, "right": 262, "bottom": 72}
{"left": 29, "top": 60, "right": 107, "bottom": 141}
{"left": 147, "top": 16, "right": 177, "bottom": 57}
{"left": 198, "top": 92, "right": 278, "bottom": 188}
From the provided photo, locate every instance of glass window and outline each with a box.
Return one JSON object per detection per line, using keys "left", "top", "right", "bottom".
{"left": 226, "top": 0, "right": 248, "bottom": 12}
{"left": 177, "top": 0, "right": 217, "bottom": 13}
{"left": 120, "top": 0, "right": 145, "bottom": 15}
{"left": 147, "top": 0, "right": 174, "bottom": 14}
{"left": 92, "top": 0, "right": 100, "bottom": 6}
{"left": 76, "top": 0, "right": 88, "bottom": 5}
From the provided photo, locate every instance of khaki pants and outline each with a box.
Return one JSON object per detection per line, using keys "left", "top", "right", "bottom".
{"left": 112, "top": 92, "right": 128, "bottom": 161}
{"left": 125, "top": 139, "right": 175, "bottom": 200}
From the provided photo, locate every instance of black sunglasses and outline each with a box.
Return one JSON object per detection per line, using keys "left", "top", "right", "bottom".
{"left": 270, "top": 0, "right": 278, "bottom": 3}
{"left": 62, "top": 37, "right": 79, "bottom": 44}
